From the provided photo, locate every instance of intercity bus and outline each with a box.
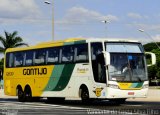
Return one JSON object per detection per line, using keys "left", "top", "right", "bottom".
{"left": 3, "top": 38, "right": 156, "bottom": 103}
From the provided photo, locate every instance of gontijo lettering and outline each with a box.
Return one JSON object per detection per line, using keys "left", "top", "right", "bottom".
{"left": 23, "top": 68, "right": 47, "bottom": 75}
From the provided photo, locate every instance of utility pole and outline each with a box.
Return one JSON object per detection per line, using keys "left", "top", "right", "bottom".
{"left": 44, "top": 0, "right": 54, "bottom": 41}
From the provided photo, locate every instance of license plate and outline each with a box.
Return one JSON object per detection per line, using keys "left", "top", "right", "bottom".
{"left": 128, "top": 92, "right": 134, "bottom": 95}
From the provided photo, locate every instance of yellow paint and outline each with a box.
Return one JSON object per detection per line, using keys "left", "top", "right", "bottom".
{"left": 4, "top": 65, "right": 54, "bottom": 96}
{"left": 93, "top": 88, "right": 103, "bottom": 97}
{"left": 3, "top": 38, "right": 86, "bottom": 97}
{"left": 64, "top": 38, "right": 84, "bottom": 42}
{"left": 77, "top": 68, "right": 89, "bottom": 74}
{"left": 6, "top": 38, "right": 84, "bottom": 52}
{"left": 5, "top": 80, "right": 11, "bottom": 95}
{"left": 118, "top": 83, "right": 141, "bottom": 90}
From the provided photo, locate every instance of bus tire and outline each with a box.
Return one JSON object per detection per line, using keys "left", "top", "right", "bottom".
{"left": 24, "top": 86, "right": 32, "bottom": 102}
{"left": 17, "top": 87, "right": 25, "bottom": 102}
{"left": 80, "top": 86, "right": 90, "bottom": 103}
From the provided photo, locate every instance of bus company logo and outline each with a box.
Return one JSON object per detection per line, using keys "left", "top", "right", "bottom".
{"left": 6, "top": 72, "right": 14, "bottom": 76}
{"left": 77, "top": 68, "right": 89, "bottom": 73}
{"left": 119, "top": 83, "right": 130, "bottom": 87}
{"left": 93, "top": 88, "right": 103, "bottom": 97}
{"left": 23, "top": 68, "right": 47, "bottom": 75}
{"left": 118, "top": 83, "right": 131, "bottom": 89}
{"left": 120, "top": 84, "right": 128, "bottom": 86}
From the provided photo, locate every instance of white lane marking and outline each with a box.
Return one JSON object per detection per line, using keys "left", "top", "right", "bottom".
{"left": 124, "top": 104, "right": 142, "bottom": 107}
{"left": 0, "top": 101, "right": 89, "bottom": 110}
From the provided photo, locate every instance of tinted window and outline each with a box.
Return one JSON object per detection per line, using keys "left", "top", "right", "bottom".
{"left": 61, "top": 46, "right": 74, "bottom": 63}
{"left": 25, "top": 51, "right": 34, "bottom": 66}
{"left": 14, "top": 52, "right": 24, "bottom": 67}
{"left": 75, "top": 44, "right": 88, "bottom": 63}
{"left": 47, "top": 48, "right": 59, "bottom": 64}
{"left": 6, "top": 53, "right": 14, "bottom": 68}
{"left": 106, "top": 43, "right": 143, "bottom": 53}
{"left": 6, "top": 53, "right": 10, "bottom": 67}
{"left": 35, "top": 49, "right": 46, "bottom": 65}
{"left": 91, "top": 43, "right": 106, "bottom": 83}
{"left": 91, "top": 43, "right": 103, "bottom": 61}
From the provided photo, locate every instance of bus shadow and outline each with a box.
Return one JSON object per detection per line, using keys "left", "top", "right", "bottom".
{"left": 45, "top": 99, "right": 124, "bottom": 107}
{"left": 0, "top": 98, "right": 18, "bottom": 102}
{"left": 45, "top": 99, "right": 160, "bottom": 109}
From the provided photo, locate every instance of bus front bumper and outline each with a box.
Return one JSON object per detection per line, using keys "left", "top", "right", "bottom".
{"left": 106, "top": 87, "right": 148, "bottom": 99}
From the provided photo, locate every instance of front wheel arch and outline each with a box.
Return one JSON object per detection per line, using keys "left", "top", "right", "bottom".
{"left": 79, "top": 84, "right": 90, "bottom": 101}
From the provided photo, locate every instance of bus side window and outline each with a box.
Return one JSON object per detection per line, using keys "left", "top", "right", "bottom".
{"left": 91, "top": 43, "right": 103, "bottom": 61}
{"left": 47, "top": 48, "right": 59, "bottom": 64}
{"left": 14, "top": 52, "right": 24, "bottom": 67}
{"left": 6, "top": 53, "right": 14, "bottom": 68}
{"left": 35, "top": 49, "right": 46, "bottom": 65}
{"left": 61, "top": 46, "right": 74, "bottom": 63}
{"left": 75, "top": 44, "right": 88, "bottom": 63}
{"left": 6, "top": 53, "right": 10, "bottom": 68}
{"left": 25, "top": 51, "right": 34, "bottom": 66}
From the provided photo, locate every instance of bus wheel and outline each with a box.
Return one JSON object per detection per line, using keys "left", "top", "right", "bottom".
{"left": 24, "top": 87, "right": 32, "bottom": 102}
{"left": 81, "top": 88, "right": 90, "bottom": 103}
{"left": 17, "top": 88, "right": 25, "bottom": 102}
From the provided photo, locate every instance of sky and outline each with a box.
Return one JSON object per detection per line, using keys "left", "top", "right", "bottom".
{"left": 0, "top": 0, "right": 160, "bottom": 46}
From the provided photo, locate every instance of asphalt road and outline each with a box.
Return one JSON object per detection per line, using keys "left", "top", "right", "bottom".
{"left": 0, "top": 98, "right": 160, "bottom": 115}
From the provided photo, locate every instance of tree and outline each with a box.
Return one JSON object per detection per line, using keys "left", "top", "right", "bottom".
{"left": 143, "top": 42, "right": 160, "bottom": 84}
{"left": 143, "top": 42, "right": 160, "bottom": 51}
{"left": 0, "top": 31, "right": 28, "bottom": 80}
{"left": 0, "top": 31, "right": 28, "bottom": 54}
{"left": 0, "top": 59, "right": 3, "bottom": 80}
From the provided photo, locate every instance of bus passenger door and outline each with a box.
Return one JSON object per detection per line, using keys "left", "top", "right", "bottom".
{"left": 91, "top": 43, "right": 106, "bottom": 84}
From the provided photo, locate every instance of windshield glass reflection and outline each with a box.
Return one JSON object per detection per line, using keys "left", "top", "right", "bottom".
{"left": 105, "top": 42, "right": 147, "bottom": 82}
{"left": 108, "top": 53, "right": 147, "bottom": 82}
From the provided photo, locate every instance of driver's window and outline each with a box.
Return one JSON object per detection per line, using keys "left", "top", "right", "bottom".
{"left": 91, "top": 43, "right": 106, "bottom": 83}
{"left": 91, "top": 43, "right": 103, "bottom": 61}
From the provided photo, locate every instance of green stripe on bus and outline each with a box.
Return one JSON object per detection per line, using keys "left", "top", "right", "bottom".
{"left": 64, "top": 40, "right": 86, "bottom": 45}
{"left": 74, "top": 40, "right": 86, "bottom": 44}
{"left": 135, "top": 82, "right": 143, "bottom": 88}
{"left": 64, "top": 42, "right": 74, "bottom": 45}
{"left": 44, "top": 65, "right": 65, "bottom": 91}
{"left": 53, "top": 64, "right": 75, "bottom": 91}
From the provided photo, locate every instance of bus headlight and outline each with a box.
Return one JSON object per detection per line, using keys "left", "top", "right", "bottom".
{"left": 142, "top": 84, "right": 149, "bottom": 89}
{"left": 108, "top": 84, "right": 119, "bottom": 89}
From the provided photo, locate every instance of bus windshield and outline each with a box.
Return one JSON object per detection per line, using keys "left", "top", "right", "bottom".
{"left": 105, "top": 42, "right": 148, "bottom": 82}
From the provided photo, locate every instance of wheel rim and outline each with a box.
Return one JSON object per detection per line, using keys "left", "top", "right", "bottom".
{"left": 25, "top": 89, "right": 32, "bottom": 102}
{"left": 18, "top": 90, "right": 22, "bottom": 97}
{"left": 81, "top": 90, "right": 89, "bottom": 100}
{"left": 18, "top": 89, "right": 24, "bottom": 101}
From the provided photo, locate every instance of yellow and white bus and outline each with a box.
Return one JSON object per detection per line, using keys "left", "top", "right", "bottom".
{"left": 3, "top": 38, "right": 156, "bottom": 103}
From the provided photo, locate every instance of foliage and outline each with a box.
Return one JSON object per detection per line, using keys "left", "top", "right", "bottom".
{"left": 0, "top": 31, "right": 28, "bottom": 80}
{"left": 143, "top": 42, "right": 160, "bottom": 80}
{"left": 0, "top": 31, "right": 28, "bottom": 54}
{"left": 0, "top": 59, "right": 3, "bottom": 80}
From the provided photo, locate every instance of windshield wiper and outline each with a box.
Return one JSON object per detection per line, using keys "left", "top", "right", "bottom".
{"left": 136, "top": 76, "right": 142, "bottom": 82}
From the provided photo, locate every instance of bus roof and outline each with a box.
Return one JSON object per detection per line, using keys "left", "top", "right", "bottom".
{"left": 86, "top": 38, "right": 139, "bottom": 43}
{"left": 5, "top": 38, "right": 140, "bottom": 52}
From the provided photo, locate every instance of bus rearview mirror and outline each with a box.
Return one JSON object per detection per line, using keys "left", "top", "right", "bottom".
{"left": 145, "top": 52, "right": 156, "bottom": 67}
{"left": 104, "top": 52, "right": 110, "bottom": 65}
